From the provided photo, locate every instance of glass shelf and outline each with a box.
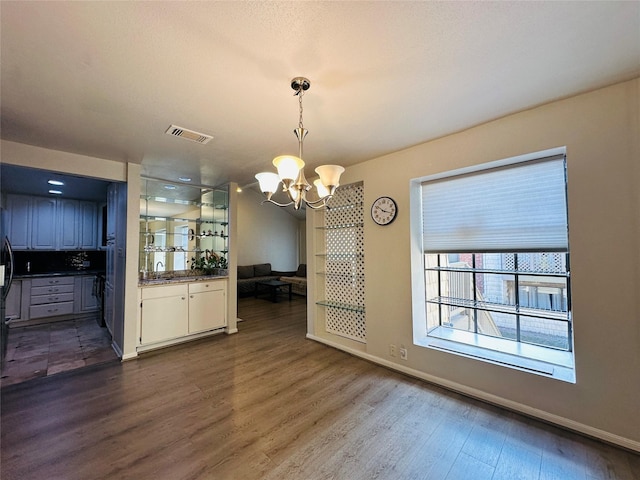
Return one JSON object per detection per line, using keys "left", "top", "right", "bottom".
{"left": 426, "top": 296, "right": 569, "bottom": 322}
{"left": 316, "top": 300, "right": 365, "bottom": 313}
{"left": 315, "top": 272, "right": 365, "bottom": 279}
{"left": 427, "top": 266, "right": 569, "bottom": 278}
{"left": 315, "top": 222, "right": 364, "bottom": 230}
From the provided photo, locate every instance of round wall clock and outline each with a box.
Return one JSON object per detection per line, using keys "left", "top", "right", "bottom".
{"left": 371, "top": 196, "right": 398, "bottom": 225}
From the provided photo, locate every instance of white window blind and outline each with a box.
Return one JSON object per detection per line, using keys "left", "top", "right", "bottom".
{"left": 422, "top": 155, "right": 568, "bottom": 253}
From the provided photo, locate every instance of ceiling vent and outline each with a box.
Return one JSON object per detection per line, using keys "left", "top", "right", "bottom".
{"left": 165, "top": 125, "right": 213, "bottom": 144}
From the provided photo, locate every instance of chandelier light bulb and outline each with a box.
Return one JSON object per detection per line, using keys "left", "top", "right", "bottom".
{"left": 255, "top": 172, "right": 280, "bottom": 194}
{"left": 255, "top": 77, "right": 344, "bottom": 210}
{"left": 273, "top": 155, "right": 304, "bottom": 181}
{"left": 315, "top": 165, "right": 345, "bottom": 190}
{"left": 314, "top": 179, "right": 330, "bottom": 199}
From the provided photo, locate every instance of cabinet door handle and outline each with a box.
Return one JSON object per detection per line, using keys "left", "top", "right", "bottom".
{"left": 50, "top": 280, "right": 60, "bottom": 284}
{"left": 181, "top": 296, "right": 186, "bottom": 300}
{"left": 48, "top": 297, "right": 59, "bottom": 301}
{"left": 47, "top": 308, "right": 58, "bottom": 313}
{"left": 48, "top": 288, "right": 59, "bottom": 292}
{"left": 190, "top": 295, "right": 194, "bottom": 298}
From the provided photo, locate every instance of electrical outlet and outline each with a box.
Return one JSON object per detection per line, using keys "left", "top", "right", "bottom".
{"left": 399, "top": 346, "right": 408, "bottom": 361}
{"left": 389, "top": 344, "right": 397, "bottom": 357}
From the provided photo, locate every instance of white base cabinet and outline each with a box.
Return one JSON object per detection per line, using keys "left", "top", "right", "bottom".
{"left": 138, "top": 278, "right": 227, "bottom": 348}
{"left": 140, "top": 284, "right": 189, "bottom": 345}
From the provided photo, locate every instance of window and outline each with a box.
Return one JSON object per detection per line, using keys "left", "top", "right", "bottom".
{"left": 415, "top": 151, "right": 574, "bottom": 381}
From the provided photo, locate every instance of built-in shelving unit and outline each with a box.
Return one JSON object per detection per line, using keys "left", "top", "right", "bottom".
{"left": 139, "top": 178, "right": 229, "bottom": 275}
{"left": 315, "top": 182, "right": 366, "bottom": 343}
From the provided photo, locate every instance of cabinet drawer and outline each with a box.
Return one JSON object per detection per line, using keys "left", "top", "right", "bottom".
{"left": 30, "top": 301, "right": 74, "bottom": 319}
{"left": 31, "top": 292, "right": 74, "bottom": 305}
{"left": 31, "top": 284, "right": 75, "bottom": 296}
{"left": 189, "top": 280, "right": 226, "bottom": 294}
{"left": 32, "top": 276, "right": 75, "bottom": 287}
{"left": 141, "top": 283, "right": 188, "bottom": 300}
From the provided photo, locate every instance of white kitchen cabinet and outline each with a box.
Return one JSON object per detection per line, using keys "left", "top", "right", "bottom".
{"left": 31, "top": 197, "right": 57, "bottom": 250}
{"left": 140, "top": 283, "right": 189, "bottom": 345}
{"left": 188, "top": 280, "right": 227, "bottom": 333}
{"left": 57, "top": 199, "right": 79, "bottom": 250}
{"left": 74, "top": 275, "right": 99, "bottom": 313}
{"left": 5, "top": 194, "right": 99, "bottom": 250}
{"left": 29, "top": 276, "right": 75, "bottom": 319}
{"left": 6, "top": 195, "right": 31, "bottom": 250}
{"left": 79, "top": 202, "right": 98, "bottom": 249}
{"left": 5, "top": 280, "right": 22, "bottom": 321}
{"left": 138, "top": 279, "right": 227, "bottom": 349}
{"left": 104, "top": 281, "right": 114, "bottom": 335}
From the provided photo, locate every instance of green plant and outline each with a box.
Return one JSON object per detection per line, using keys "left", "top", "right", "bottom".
{"left": 190, "top": 251, "right": 227, "bottom": 271}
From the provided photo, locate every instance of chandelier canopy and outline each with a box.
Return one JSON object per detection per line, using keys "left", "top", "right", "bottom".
{"left": 255, "top": 77, "right": 344, "bottom": 210}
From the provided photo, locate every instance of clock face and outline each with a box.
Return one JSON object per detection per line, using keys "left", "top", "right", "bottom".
{"left": 371, "top": 196, "right": 397, "bottom": 225}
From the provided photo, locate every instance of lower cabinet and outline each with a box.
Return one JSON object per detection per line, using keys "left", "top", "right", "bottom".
{"left": 188, "top": 281, "right": 226, "bottom": 334}
{"left": 139, "top": 279, "right": 227, "bottom": 347}
{"left": 30, "top": 276, "right": 75, "bottom": 320}
{"left": 75, "top": 275, "right": 100, "bottom": 313}
{"left": 5, "top": 280, "right": 22, "bottom": 321}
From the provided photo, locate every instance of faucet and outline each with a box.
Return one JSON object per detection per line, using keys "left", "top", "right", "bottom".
{"left": 156, "top": 261, "right": 164, "bottom": 271}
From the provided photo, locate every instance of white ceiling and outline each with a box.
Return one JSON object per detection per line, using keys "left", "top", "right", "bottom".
{"left": 1, "top": 1, "right": 639, "bottom": 190}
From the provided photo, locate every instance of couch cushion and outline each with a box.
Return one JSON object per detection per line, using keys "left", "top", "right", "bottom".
{"left": 237, "top": 265, "right": 254, "bottom": 279}
{"left": 296, "top": 264, "right": 307, "bottom": 277}
{"left": 254, "top": 263, "right": 272, "bottom": 276}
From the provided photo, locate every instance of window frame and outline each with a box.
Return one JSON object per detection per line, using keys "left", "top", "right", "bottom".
{"left": 409, "top": 147, "right": 575, "bottom": 383}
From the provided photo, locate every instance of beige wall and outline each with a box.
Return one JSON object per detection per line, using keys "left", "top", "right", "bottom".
{"left": 237, "top": 187, "right": 302, "bottom": 271}
{"left": 308, "top": 79, "right": 640, "bottom": 449}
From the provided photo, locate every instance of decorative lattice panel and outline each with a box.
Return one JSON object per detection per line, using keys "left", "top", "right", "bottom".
{"left": 323, "top": 182, "right": 366, "bottom": 343}
{"left": 503, "top": 252, "right": 566, "bottom": 273}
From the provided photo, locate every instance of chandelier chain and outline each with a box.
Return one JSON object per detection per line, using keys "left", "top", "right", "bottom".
{"left": 298, "top": 89, "right": 304, "bottom": 130}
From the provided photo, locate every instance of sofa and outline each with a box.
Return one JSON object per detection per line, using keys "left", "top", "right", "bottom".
{"left": 237, "top": 263, "right": 307, "bottom": 297}
{"left": 237, "top": 263, "right": 288, "bottom": 297}
{"left": 279, "top": 264, "right": 307, "bottom": 296}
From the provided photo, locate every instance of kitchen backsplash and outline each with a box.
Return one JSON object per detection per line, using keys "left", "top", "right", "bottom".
{"left": 13, "top": 250, "right": 106, "bottom": 275}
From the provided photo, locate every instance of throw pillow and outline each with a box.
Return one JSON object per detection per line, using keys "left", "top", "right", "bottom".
{"left": 254, "top": 263, "right": 272, "bottom": 276}
{"left": 296, "top": 264, "right": 307, "bottom": 277}
{"left": 237, "top": 265, "right": 254, "bottom": 279}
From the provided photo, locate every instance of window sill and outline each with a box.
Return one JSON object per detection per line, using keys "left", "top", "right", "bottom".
{"left": 419, "top": 326, "right": 575, "bottom": 383}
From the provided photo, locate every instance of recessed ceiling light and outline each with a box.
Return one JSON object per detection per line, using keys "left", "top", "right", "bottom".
{"left": 164, "top": 184, "right": 177, "bottom": 190}
{"left": 236, "top": 187, "right": 243, "bottom": 193}
{"left": 48, "top": 180, "right": 64, "bottom": 186}
{"left": 178, "top": 177, "right": 192, "bottom": 182}
{"left": 49, "top": 189, "right": 63, "bottom": 195}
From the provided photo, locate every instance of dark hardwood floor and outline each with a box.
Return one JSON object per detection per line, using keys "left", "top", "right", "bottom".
{"left": 1, "top": 296, "right": 638, "bottom": 479}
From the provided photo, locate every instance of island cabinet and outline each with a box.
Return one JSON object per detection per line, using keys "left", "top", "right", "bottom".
{"left": 138, "top": 278, "right": 227, "bottom": 349}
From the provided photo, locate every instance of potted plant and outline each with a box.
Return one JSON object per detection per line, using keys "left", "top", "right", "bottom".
{"left": 190, "top": 250, "right": 228, "bottom": 276}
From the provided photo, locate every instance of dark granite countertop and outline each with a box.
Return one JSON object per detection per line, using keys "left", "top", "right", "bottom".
{"left": 14, "top": 270, "right": 106, "bottom": 279}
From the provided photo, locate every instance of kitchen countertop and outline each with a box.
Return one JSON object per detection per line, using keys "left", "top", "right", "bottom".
{"left": 139, "top": 274, "right": 228, "bottom": 286}
{"left": 14, "top": 270, "right": 106, "bottom": 279}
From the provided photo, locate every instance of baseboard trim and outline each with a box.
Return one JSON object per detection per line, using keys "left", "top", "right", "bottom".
{"left": 121, "top": 351, "right": 138, "bottom": 361}
{"left": 306, "top": 333, "right": 640, "bottom": 453}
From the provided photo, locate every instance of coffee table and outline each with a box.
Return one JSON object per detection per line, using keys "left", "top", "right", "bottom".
{"left": 254, "top": 279, "right": 292, "bottom": 303}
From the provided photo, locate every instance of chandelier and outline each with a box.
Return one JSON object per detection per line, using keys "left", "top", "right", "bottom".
{"left": 255, "top": 77, "right": 344, "bottom": 210}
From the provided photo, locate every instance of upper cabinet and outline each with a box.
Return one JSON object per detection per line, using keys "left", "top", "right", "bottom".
{"left": 139, "top": 178, "right": 229, "bottom": 275}
{"left": 5, "top": 194, "right": 99, "bottom": 250}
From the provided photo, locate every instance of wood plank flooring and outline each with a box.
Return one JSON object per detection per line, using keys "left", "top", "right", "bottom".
{"left": 1, "top": 296, "right": 638, "bottom": 480}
